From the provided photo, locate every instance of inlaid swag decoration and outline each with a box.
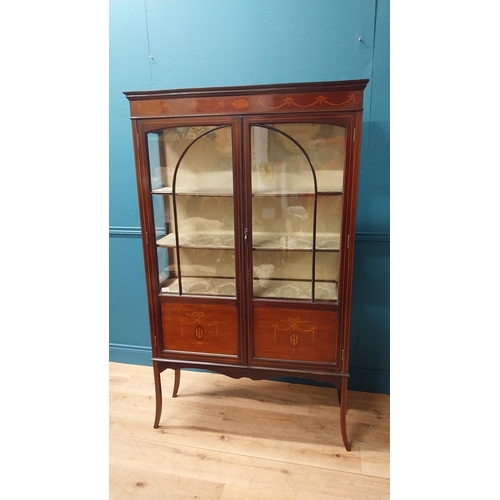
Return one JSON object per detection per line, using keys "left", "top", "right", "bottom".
{"left": 131, "top": 92, "right": 357, "bottom": 117}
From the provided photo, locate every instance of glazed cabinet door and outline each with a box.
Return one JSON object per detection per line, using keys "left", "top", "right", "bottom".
{"left": 244, "top": 116, "right": 355, "bottom": 368}
{"left": 136, "top": 118, "right": 244, "bottom": 362}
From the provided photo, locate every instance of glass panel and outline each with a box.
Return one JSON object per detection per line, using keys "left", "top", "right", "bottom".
{"left": 317, "top": 195, "right": 342, "bottom": 248}
{"left": 148, "top": 126, "right": 236, "bottom": 297}
{"left": 315, "top": 252, "right": 339, "bottom": 301}
{"left": 251, "top": 123, "right": 345, "bottom": 301}
{"left": 161, "top": 248, "right": 236, "bottom": 297}
{"left": 252, "top": 124, "right": 345, "bottom": 194}
{"left": 252, "top": 194, "right": 314, "bottom": 249}
{"left": 150, "top": 126, "right": 233, "bottom": 194}
{"left": 253, "top": 251, "right": 313, "bottom": 300}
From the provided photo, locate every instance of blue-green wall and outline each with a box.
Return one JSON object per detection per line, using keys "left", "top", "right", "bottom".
{"left": 109, "top": 0, "right": 390, "bottom": 393}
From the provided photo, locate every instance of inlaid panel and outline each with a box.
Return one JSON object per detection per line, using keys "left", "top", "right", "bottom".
{"left": 126, "top": 81, "right": 367, "bottom": 118}
{"left": 252, "top": 307, "right": 338, "bottom": 365}
{"left": 161, "top": 302, "right": 238, "bottom": 357}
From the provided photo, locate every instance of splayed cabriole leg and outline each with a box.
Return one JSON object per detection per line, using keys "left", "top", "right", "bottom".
{"left": 339, "top": 377, "right": 351, "bottom": 452}
{"left": 172, "top": 368, "right": 180, "bottom": 398}
{"left": 153, "top": 361, "right": 163, "bottom": 428}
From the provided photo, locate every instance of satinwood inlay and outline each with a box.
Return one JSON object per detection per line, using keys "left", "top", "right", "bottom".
{"left": 194, "top": 325, "right": 205, "bottom": 341}
{"left": 289, "top": 332, "right": 300, "bottom": 347}
{"left": 181, "top": 312, "right": 218, "bottom": 340}
{"left": 232, "top": 98, "right": 249, "bottom": 109}
{"left": 257, "top": 93, "right": 355, "bottom": 110}
{"left": 272, "top": 317, "right": 317, "bottom": 351}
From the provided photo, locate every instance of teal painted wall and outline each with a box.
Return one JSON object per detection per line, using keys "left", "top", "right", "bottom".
{"left": 109, "top": 0, "right": 390, "bottom": 393}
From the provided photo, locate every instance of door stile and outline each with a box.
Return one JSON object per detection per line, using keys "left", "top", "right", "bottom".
{"left": 338, "top": 112, "right": 363, "bottom": 372}
{"left": 240, "top": 116, "right": 255, "bottom": 365}
{"left": 134, "top": 120, "right": 165, "bottom": 356}
{"left": 231, "top": 116, "right": 248, "bottom": 364}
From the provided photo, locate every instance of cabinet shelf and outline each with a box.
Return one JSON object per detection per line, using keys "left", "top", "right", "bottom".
{"left": 156, "top": 231, "right": 340, "bottom": 251}
{"left": 153, "top": 187, "right": 343, "bottom": 197}
{"left": 161, "top": 277, "right": 236, "bottom": 296}
{"left": 252, "top": 171, "right": 343, "bottom": 195}
{"left": 160, "top": 276, "right": 338, "bottom": 301}
{"left": 152, "top": 171, "right": 343, "bottom": 196}
{"left": 152, "top": 187, "right": 234, "bottom": 196}
{"left": 253, "top": 232, "right": 340, "bottom": 251}
{"left": 252, "top": 191, "right": 343, "bottom": 197}
{"left": 152, "top": 170, "right": 234, "bottom": 196}
{"left": 157, "top": 232, "right": 234, "bottom": 249}
{"left": 254, "top": 279, "right": 338, "bottom": 301}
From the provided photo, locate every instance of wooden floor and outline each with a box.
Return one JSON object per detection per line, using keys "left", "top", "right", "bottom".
{"left": 110, "top": 362, "right": 389, "bottom": 499}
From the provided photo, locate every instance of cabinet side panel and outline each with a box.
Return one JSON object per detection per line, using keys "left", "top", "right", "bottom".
{"left": 161, "top": 302, "right": 238, "bottom": 356}
{"left": 252, "top": 307, "right": 338, "bottom": 365}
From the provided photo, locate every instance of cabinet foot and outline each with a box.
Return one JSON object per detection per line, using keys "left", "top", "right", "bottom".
{"left": 153, "top": 361, "right": 163, "bottom": 428}
{"left": 172, "top": 369, "right": 181, "bottom": 398}
{"left": 339, "top": 377, "right": 351, "bottom": 451}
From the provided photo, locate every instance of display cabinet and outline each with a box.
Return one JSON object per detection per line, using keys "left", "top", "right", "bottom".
{"left": 125, "top": 80, "right": 368, "bottom": 451}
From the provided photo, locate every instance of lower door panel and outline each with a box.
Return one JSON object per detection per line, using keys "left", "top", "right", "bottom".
{"left": 251, "top": 305, "right": 339, "bottom": 366}
{"left": 161, "top": 301, "right": 239, "bottom": 359}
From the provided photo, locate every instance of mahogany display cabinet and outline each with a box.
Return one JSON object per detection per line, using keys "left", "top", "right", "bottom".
{"left": 124, "top": 79, "right": 369, "bottom": 451}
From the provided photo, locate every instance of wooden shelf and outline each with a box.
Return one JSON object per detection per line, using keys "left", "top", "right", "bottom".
{"left": 157, "top": 231, "right": 340, "bottom": 251}
{"left": 160, "top": 276, "right": 338, "bottom": 301}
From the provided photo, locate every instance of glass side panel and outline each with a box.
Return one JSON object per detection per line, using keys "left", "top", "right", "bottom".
{"left": 251, "top": 123, "right": 345, "bottom": 301}
{"left": 147, "top": 126, "right": 236, "bottom": 297}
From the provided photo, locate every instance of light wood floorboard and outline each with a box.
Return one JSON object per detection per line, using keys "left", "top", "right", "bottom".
{"left": 110, "top": 362, "right": 389, "bottom": 499}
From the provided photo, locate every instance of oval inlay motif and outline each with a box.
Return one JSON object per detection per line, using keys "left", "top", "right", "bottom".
{"left": 232, "top": 98, "right": 249, "bottom": 109}
{"left": 259, "top": 163, "right": 274, "bottom": 185}
{"left": 194, "top": 325, "right": 205, "bottom": 341}
{"left": 289, "top": 332, "right": 300, "bottom": 347}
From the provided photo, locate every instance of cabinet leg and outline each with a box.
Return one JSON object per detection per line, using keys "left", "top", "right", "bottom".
{"left": 339, "top": 377, "right": 351, "bottom": 452}
{"left": 172, "top": 369, "right": 181, "bottom": 398}
{"left": 153, "top": 361, "right": 163, "bottom": 429}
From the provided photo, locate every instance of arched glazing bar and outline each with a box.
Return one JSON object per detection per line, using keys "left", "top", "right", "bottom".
{"left": 170, "top": 125, "right": 231, "bottom": 296}
{"left": 251, "top": 124, "right": 319, "bottom": 302}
